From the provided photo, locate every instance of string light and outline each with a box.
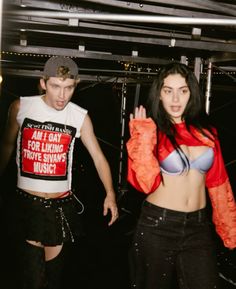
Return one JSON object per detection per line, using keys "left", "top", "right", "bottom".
{"left": 1, "top": 51, "right": 236, "bottom": 76}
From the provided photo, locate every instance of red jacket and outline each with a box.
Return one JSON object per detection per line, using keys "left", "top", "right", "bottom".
{"left": 127, "top": 118, "right": 236, "bottom": 249}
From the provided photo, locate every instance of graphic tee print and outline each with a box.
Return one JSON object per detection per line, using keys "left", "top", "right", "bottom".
{"left": 20, "top": 118, "right": 76, "bottom": 180}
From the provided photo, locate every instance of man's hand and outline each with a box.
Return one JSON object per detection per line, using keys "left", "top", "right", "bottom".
{"left": 103, "top": 194, "right": 119, "bottom": 226}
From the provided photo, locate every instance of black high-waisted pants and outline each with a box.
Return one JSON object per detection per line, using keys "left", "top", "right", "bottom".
{"left": 129, "top": 200, "right": 220, "bottom": 289}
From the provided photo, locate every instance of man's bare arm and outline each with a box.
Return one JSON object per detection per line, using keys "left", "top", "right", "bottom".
{"left": 0, "top": 99, "right": 20, "bottom": 175}
{"left": 80, "top": 114, "right": 118, "bottom": 225}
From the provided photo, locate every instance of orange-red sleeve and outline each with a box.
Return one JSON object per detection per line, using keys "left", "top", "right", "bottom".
{"left": 126, "top": 118, "right": 161, "bottom": 194}
{"left": 208, "top": 180, "right": 236, "bottom": 249}
{"left": 206, "top": 135, "right": 236, "bottom": 249}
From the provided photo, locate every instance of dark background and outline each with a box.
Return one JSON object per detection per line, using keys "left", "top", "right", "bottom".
{"left": 1, "top": 73, "right": 236, "bottom": 289}
{"left": 1, "top": 0, "right": 236, "bottom": 287}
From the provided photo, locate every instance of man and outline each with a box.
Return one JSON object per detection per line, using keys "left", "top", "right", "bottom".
{"left": 0, "top": 56, "right": 119, "bottom": 289}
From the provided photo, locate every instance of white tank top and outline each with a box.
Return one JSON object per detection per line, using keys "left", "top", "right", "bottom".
{"left": 16, "top": 95, "right": 87, "bottom": 193}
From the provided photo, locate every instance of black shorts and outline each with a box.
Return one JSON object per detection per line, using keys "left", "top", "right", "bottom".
{"left": 15, "top": 188, "right": 84, "bottom": 246}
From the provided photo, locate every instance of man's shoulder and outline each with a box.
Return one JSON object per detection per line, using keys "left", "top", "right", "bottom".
{"left": 20, "top": 95, "right": 42, "bottom": 103}
{"left": 67, "top": 102, "right": 88, "bottom": 115}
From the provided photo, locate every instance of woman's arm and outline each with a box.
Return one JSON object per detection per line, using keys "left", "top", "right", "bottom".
{"left": 206, "top": 133, "right": 236, "bottom": 249}
{"left": 126, "top": 106, "right": 161, "bottom": 194}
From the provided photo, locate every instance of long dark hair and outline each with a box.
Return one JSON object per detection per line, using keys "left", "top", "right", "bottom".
{"left": 146, "top": 62, "right": 215, "bottom": 166}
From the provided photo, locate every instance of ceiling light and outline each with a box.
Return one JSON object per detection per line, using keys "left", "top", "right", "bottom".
{"left": 192, "top": 28, "right": 201, "bottom": 40}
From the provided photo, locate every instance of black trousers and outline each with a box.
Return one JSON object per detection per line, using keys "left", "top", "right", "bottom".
{"left": 15, "top": 188, "right": 84, "bottom": 245}
{"left": 13, "top": 188, "right": 84, "bottom": 289}
{"left": 129, "top": 200, "right": 220, "bottom": 289}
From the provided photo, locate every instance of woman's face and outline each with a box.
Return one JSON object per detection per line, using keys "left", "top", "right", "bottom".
{"left": 160, "top": 73, "right": 190, "bottom": 123}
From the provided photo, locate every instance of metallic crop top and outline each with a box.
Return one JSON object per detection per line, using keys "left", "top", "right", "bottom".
{"left": 160, "top": 147, "right": 214, "bottom": 175}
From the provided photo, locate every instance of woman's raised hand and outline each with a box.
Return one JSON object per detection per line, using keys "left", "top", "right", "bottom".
{"left": 130, "top": 105, "right": 147, "bottom": 120}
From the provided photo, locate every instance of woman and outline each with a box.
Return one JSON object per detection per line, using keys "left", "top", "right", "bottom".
{"left": 126, "top": 62, "right": 236, "bottom": 289}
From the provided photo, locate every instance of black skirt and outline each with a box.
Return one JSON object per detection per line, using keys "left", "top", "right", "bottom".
{"left": 15, "top": 188, "right": 84, "bottom": 246}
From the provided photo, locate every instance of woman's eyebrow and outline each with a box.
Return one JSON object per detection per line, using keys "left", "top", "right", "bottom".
{"left": 162, "top": 85, "right": 188, "bottom": 89}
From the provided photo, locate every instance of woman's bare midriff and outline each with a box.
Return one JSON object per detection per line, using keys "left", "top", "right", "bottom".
{"left": 146, "top": 169, "right": 207, "bottom": 212}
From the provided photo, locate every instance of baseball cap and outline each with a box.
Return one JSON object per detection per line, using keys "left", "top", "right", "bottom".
{"left": 43, "top": 56, "right": 79, "bottom": 79}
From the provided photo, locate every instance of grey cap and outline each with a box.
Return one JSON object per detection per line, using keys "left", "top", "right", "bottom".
{"left": 43, "top": 56, "right": 79, "bottom": 79}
